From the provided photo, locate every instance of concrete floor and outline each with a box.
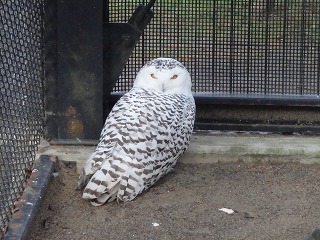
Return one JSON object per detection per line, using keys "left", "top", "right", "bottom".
{"left": 37, "top": 131, "right": 320, "bottom": 172}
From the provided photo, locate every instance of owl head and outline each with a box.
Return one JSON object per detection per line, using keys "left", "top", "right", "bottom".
{"left": 133, "top": 58, "right": 192, "bottom": 96}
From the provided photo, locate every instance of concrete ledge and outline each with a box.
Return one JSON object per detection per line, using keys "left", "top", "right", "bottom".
{"left": 37, "top": 133, "right": 320, "bottom": 172}
{"left": 36, "top": 141, "right": 95, "bottom": 173}
{"left": 183, "top": 133, "right": 320, "bottom": 164}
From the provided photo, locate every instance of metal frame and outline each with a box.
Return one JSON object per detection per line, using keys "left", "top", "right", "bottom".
{"left": 110, "top": 91, "right": 320, "bottom": 107}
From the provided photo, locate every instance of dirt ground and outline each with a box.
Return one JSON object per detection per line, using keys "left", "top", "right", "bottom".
{"left": 27, "top": 160, "right": 320, "bottom": 240}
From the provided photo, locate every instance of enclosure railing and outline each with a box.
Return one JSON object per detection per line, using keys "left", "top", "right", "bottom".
{"left": 0, "top": 0, "right": 44, "bottom": 234}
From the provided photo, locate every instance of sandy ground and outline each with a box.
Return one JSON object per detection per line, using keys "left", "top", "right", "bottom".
{"left": 27, "top": 160, "right": 320, "bottom": 240}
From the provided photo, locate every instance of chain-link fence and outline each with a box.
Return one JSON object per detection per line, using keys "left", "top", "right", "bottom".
{"left": 109, "top": 0, "right": 320, "bottom": 96}
{"left": 0, "top": 0, "right": 44, "bottom": 233}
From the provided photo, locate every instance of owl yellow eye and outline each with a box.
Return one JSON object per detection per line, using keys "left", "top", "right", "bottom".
{"left": 150, "top": 73, "right": 157, "bottom": 79}
{"left": 171, "top": 74, "right": 178, "bottom": 79}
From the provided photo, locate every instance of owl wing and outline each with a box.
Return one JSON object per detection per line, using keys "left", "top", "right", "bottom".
{"left": 78, "top": 87, "right": 195, "bottom": 206}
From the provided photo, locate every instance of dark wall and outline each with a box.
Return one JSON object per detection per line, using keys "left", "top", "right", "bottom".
{"left": 45, "top": 0, "right": 103, "bottom": 141}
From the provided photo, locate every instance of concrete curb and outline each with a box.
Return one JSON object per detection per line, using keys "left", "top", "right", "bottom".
{"left": 36, "top": 133, "right": 320, "bottom": 172}
{"left": 183, "top": 133, "right": 320, "bottom": 164}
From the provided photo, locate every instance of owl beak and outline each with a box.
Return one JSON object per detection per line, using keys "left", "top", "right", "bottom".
{"left": 161, "top": 84, "right": 166, "bottom": 92}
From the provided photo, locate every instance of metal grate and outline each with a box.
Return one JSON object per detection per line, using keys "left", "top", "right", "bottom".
{"left": 108, "top": 0, "right": 320, "bottom": 96}
{"left": 0, "top": 0, "right": 44, "bottom": 233}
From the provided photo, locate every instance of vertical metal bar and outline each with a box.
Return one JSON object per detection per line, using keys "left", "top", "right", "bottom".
{"left": 318, "top": 5, "right": 320, "bottom": 95}
{"left": 229, "top": 0, "right": 235, "bottom": 93}
{"left": 212, "top": 0, "right": 216, "bottom": 93}
{"left": 141, "top": 0, "right": 147, "bottom": 65}
{"left": 103, "top": 0, "right": 109, "bottom": 23}
{"left": 141, "top": 0, "right": 147, "bottom": 70}
{"left": 299, "top": 0, "right": 306, "bottom": 95}
{"left": 141, "top": 33, "right": 145, "bottom": 64}
{"left": 193, "top": 0, "right": 198, "bottom": 92}
{"left": 158, "top": 1, "right": 163, "bottom": 58}
{"left": 246, "top": 0, "right": 252, "bottom": 94}
{"left": 281, "top": 0, "right": 288, "bottom": 94}
{"left": 264, "top": 0, "right": 270, "bottom": 94}
{"left": 176, "top": 1, "right": 180, "bottom": 61}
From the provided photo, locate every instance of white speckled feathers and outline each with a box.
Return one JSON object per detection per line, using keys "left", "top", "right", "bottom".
{"left": 77, "top": 58, "right": 195, "bottom": 206}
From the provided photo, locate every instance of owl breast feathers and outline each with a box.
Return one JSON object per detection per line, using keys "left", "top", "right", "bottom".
{"left": 77, "top": 58, "right": 195, "bottom": 206}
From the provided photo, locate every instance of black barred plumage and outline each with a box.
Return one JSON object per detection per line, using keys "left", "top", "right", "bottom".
{"left": 77, "top": 58, "right": 195, "bottom": 206}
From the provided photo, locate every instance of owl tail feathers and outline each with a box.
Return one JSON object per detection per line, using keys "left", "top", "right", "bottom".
{"left": 89, "top": 185, "right": 119, "bottom": 206}
{"left": 76, "top": 152, "right": 100, "bottom": 190}
{"left": 82, "top": 173, "right": 121, "bottom": 206}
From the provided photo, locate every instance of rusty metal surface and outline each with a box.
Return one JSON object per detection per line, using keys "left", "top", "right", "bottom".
{"left": 4, "top": 155, "right": 57, "bottom": 240}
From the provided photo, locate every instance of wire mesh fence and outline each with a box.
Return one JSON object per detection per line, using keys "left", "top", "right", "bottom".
{"left": 0, "top": 0, "right": 44, "bottom": 233}
{"left": 109, "top": 0, "right": 320, "bottom": 96}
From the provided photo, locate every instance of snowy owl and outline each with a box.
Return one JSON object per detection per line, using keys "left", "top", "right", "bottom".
{"left": 77, "top": 58, "right": 196, "bottom": 206}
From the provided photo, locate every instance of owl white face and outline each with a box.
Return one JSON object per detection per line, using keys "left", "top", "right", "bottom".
{"left": 133, "top": 58, "right": 192, "bottom": 96}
